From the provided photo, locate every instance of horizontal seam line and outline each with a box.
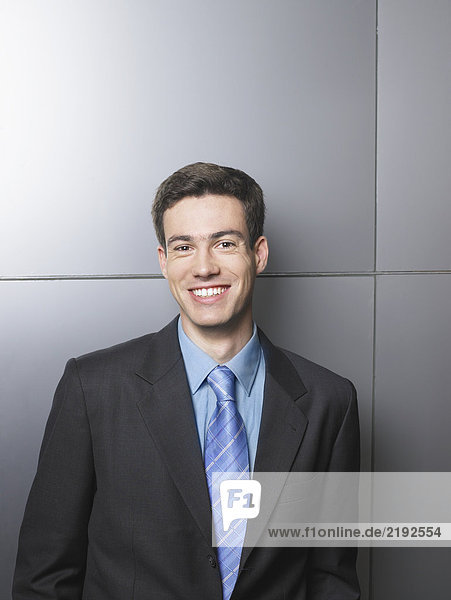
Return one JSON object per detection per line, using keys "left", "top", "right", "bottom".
{"left": 1, "top": 270, "right": 450, "bottom": 282}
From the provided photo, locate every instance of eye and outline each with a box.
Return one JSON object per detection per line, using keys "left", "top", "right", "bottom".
{"left": 174, "top": 245, "right": 192, "bottom": 252}
{"left": 217, "top": 241, "right": 236, "bottom": 249}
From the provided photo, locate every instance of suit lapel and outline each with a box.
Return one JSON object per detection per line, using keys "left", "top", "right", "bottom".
{"left": 135, "top": 319, "right": 213, "bottom": 546}
{"left": 254, "top": 329, "right": 309, "bottom": 473}
{"left": 241, "top": 329, "right": 309, "bottom": 567}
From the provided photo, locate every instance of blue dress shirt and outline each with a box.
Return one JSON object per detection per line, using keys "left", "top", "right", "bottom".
{"left": 177, "top": 318, "right": 265, "bottom": 471}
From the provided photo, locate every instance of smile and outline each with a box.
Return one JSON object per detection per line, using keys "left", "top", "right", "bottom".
{"left": 191, "top": 287, "right": 228, "bottom": 297}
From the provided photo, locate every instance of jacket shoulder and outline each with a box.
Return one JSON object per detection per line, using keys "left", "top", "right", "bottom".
{"left": 277, "top": 348, "right": 359, "bottom": 466}
{"left": 70, "top": 318, "right": 181, "bottom": 388}
{"left": 277, "top": 346, "right": 356, "bottom": 401}
{"left": 258, "top": 326, "right": 355, "bottom": 398}
{"left": 75, "top": 332, "right": 156, "bottom": 369}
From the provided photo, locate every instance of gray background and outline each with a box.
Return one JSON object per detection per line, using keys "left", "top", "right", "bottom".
{"left": 1, "top": 1, "right": 450, "bottom": 598}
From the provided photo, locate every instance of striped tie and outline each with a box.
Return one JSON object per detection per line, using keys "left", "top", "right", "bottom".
{"left": 204, "top": 365, "right": 249, "bottom": 600}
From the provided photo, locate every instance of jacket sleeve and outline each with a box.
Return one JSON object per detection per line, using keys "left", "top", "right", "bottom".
{"left": 306, "top": 381, "right": 361, "bottom": 600}
{"left": 12, "top": 358, "right": 96, "bottom": 599}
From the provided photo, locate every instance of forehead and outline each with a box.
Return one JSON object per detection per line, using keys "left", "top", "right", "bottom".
{"left": 162, "top": 194, "right": 247, "bottom": 234}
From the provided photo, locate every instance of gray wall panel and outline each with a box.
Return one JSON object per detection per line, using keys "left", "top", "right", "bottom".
{"left": 1, "top": 278, "right": 178, "bottom": 588}
{"left": 374, "top": 275, "right": 451, "bottom": 471}
{"left": 254, "top": 275, "right": 373, "bottom": 597}
{"left": 372, "top": 274, "right": 451, "bottom": 598}
{"left": 254, "top": 276, "right": 374, "bottom": 470}
{"left": 2, "top": 276, "right": 374, "bottom": 596}
{"left": 374, "top": 2, "right": 451, "bottom": 591}
{"left": 0, "top": 0, "right": 375, "bottom": 276}
{"left": 3, "top": 0, "right": 450, "bottom": 598}
{"left": 377, "top": 0, "right": 451, "bottom": 270}
{"left": 372, "top": 548, "right": 451, "bottom": 600}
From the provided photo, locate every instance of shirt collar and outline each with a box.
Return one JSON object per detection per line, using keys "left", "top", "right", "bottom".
{"left": 177, "top": 317, "right": 262, "bottom": 396}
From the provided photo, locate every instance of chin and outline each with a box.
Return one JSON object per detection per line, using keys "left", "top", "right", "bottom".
{"left": 192, "top": 317, "right": 230, "bottom": 329}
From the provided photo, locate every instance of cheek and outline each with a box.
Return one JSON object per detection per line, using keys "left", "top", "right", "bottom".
{"left": 227, "top": 254, "right": 255, "bottom": 275}
{"left": 166, "top": 260, "right": 186, "bottom": 281}
{"left": 235, "top": 261, "right": 256, "bottom": 284}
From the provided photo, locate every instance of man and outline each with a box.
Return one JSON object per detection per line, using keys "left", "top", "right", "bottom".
{"left": 13, "top": 162, "right": 360, "bottom": 599}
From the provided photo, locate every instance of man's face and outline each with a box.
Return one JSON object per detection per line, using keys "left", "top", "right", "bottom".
{"left": 158, "top": 194, "right": 268, "bottom": 339}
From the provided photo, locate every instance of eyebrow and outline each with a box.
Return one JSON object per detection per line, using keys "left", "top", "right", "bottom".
{"left": 166, "top": 230, "right": 246, "bottom": 247}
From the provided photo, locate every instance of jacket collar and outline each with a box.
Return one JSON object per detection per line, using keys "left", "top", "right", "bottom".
{"left": 135, "top": 316, "right": 182, "bottom": 384}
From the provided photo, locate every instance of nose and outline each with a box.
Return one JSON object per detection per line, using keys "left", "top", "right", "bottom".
{"left": 191, "top": 246, "right": 220, "bottom": 278}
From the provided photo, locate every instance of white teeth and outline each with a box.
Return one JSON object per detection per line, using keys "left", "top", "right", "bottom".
{"left": 192, "top": 287, "right": 226, "bottom": 297}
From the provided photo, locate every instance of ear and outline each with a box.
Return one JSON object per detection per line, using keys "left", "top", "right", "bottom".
{"left": 253, "top": 236, "right": 269, "bottom": 274}
{"left": 157, "top": 245, "right": 168, "bottom": 278}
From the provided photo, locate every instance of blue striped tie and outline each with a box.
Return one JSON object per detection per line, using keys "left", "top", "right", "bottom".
{"left": 204, "top": 365, "right": 249, "bottom": 600}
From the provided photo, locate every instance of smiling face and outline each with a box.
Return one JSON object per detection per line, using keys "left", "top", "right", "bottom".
{"left": 158, "top": 194, "right": 268, "bottom": 345}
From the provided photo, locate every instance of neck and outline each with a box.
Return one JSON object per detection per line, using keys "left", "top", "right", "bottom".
{"left": 180, "top": 317, "right": 254, "bottom": 363}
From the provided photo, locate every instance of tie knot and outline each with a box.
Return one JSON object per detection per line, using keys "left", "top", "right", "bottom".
{"left": 207, "top": 365, "right": 236, "bottom": 403}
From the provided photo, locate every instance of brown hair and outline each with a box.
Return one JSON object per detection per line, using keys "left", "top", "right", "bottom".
{"left": 152, "top": 162, "right": 265, "bottom": 249}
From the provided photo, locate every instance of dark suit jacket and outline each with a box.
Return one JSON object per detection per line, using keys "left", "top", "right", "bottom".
{"left": 13, "top": 317, "right": 360, "bottom": 600}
